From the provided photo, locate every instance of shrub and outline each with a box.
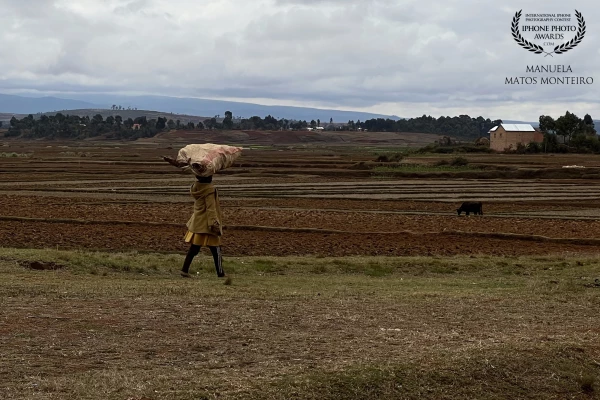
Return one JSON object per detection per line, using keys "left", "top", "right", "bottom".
{"left": 515, "top": 143, "right": 527, "bottom": 154}
{"left": 375, "top": 153, "right": 403, "bottom": 162}
{"left": 526, "top": 142, "right": 542, "bottom": 153}
{"left": 4, "top": 130, "right": 20, "bottom": 138}
{"left": 450, "top": 156, "right": 468, "bottom": 166}
{"left": 571, "top": 134, "right": 600, "bottom": 153}
{"left": 0, "top": 152, "right": 31, "bottom": 158}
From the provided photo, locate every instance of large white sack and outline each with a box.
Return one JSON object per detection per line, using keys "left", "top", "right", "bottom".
{"left": 176, "top": 143, "right": 243, "bottom": 176}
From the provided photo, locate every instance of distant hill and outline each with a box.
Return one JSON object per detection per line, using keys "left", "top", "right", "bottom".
{"left": 0, "top": 94, "right": 99, "bottom": 114}
{"left": 62, "top": 94, "right": 403, "bottom": 122}
{"left": 0, "top": 109, "right": 209, "bottom": 125}
{"left": 0, "top": 93, "right": 401, "bottom": 123}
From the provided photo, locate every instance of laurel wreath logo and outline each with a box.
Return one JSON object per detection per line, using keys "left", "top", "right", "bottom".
{"left": 553, "top": 10, "right": 586, "bottom": 54}
{"left": 511, "top": 9, "right": 586, "bottom": 57}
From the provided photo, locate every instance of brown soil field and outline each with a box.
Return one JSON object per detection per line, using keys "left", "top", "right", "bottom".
{"left": 3, "top": 219, "right": 600, "bottom": 257}
{"left": 155, "top": 128, "right": 443, "bottom": 146}
{"left": 2, "top": 140, "right": 600, "bottom": 257}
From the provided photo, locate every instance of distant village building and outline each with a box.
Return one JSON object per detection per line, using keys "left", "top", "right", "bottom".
{"left": 489, "top": 124, "right": 543, "bottom": 151}
{"left": 132, "top": 124, "right": 142, "bottom": 130}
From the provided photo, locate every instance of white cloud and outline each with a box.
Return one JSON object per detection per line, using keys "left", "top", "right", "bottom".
{"left": 0, "top": 0, "right": 598, "bottom": 120}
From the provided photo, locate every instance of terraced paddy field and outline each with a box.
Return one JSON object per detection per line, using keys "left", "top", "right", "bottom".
{"left": 1, "top": 139, "right": 599, "bottom": 399}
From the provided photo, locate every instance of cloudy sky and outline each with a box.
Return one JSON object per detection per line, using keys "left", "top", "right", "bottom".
{"left": 0, "top": 0, "right": 597, "bottom": 120}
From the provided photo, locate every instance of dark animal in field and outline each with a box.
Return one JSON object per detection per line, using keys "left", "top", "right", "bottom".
{"left": 457, "top": 201, "right": 483, "bottom": 216}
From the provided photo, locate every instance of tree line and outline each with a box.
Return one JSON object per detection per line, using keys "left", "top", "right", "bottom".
{"left": 528, "top": 111, "right": 598, "bottom": 154}
{"left": 111, "top": 105, "right": 137, "bottom": 111}
{"left": 3, "top": 111, "right": 313, "bottom": 139}
{"left": 358, "top": 115, "right": 502, "bottom": 139}
{"left": 4, "top": 113, "right": 202, "bottom": 140}
{"left": 3, "top": 109, "right": 507, "bottom": 140}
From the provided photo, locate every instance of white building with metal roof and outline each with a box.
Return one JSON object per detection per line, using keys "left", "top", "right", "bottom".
{"left": 489, "top": 124, "right": 536, "bottom": 132}
{"left": 488, "top": 123, "right": 542, "bottom": 151}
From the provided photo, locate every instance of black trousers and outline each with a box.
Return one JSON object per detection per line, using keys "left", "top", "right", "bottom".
{"left": 181, "top": 244, "right": 224, "bottom": 277}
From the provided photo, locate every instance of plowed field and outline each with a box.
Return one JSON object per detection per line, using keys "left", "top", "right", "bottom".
{"left": 2, "top": 141, "right": 600, "bottom": 257}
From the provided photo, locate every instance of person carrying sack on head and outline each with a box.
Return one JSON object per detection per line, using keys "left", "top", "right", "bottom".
{"left": 180, "top": 174, "right": 225, "bottom": 278}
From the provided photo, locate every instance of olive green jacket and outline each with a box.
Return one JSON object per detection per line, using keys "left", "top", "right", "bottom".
{"left": 186, "top": 182, "right": 223, "bottom": 236}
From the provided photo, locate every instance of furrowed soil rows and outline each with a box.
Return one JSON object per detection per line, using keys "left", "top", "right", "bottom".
{"left": 1, "top": 220, "right": 599, "bottom": 256}
{"left": 2, "top": 141, "right": 600, "bottom": 256}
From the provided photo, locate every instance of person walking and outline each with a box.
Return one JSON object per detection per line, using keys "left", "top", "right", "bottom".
{"left": 180, "top": 174, "right": 225, "bottom": 278}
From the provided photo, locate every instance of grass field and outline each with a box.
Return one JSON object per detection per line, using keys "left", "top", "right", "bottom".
{"left": 1, "top": 248, "right": 599, "bottom": 399}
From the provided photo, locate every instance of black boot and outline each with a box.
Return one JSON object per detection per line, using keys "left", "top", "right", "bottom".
{"left": 209, "top": 246, "right": 225, "bottom": 277}
{"left": 181, "top": 244, "right": 201, "bottom": 277}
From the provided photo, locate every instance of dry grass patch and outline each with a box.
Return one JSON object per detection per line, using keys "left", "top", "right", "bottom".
{"left": 0, "top": 249, "right": 599, "bottom": 399}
